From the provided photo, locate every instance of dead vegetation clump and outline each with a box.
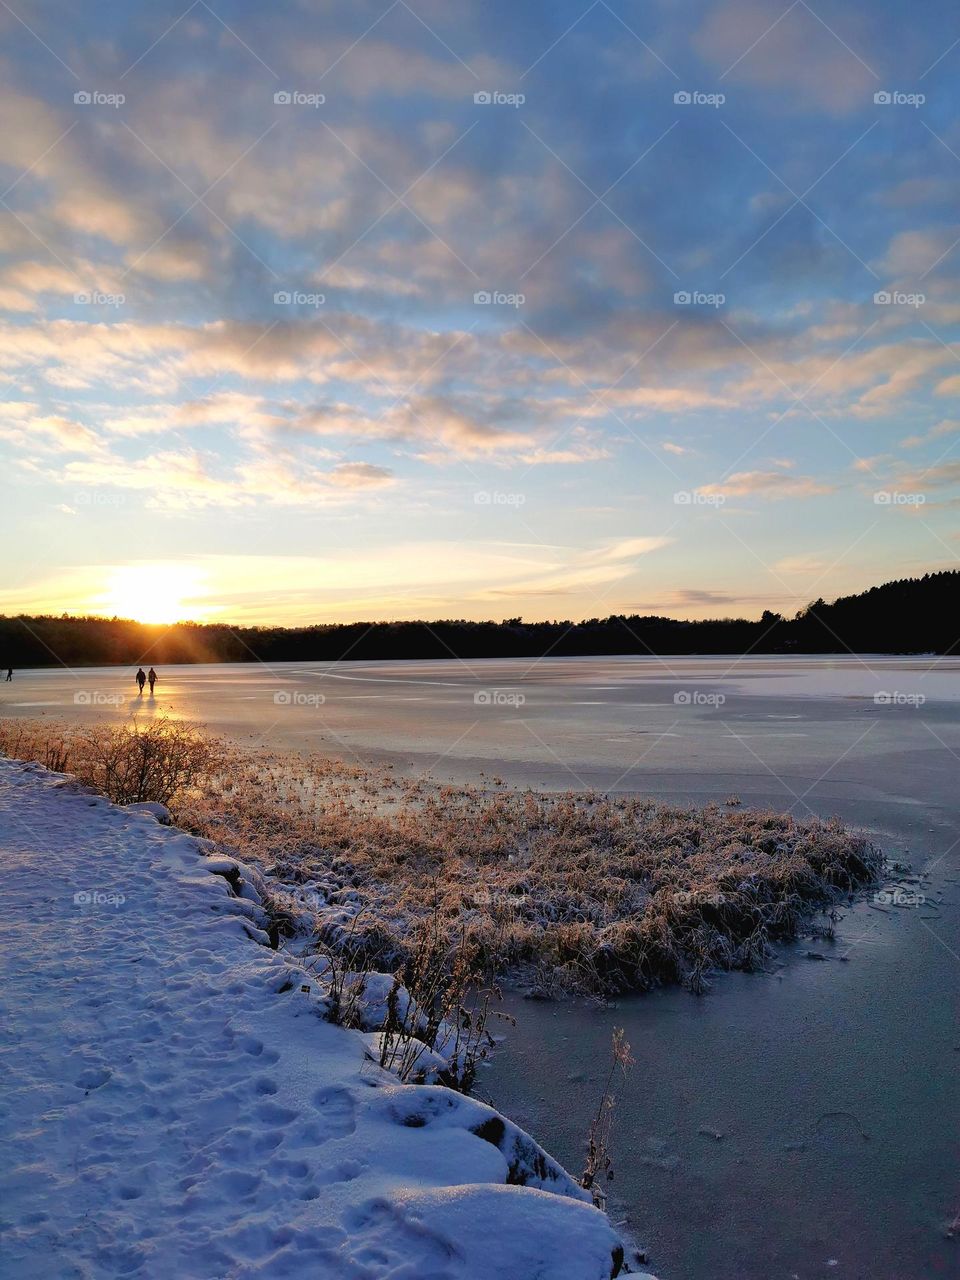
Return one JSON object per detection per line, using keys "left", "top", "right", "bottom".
{"left": 0, "top": 719, "right": 881, "bottom": 997}
{"left": 174, "top": 745, "right": 881, "bottom": 997}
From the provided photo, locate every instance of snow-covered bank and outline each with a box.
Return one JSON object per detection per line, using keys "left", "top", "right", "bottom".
{"left": 0, "top": 760, "right": 639, "bottom": 1279}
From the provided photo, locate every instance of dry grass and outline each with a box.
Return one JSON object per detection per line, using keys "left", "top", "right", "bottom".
{"left": 0, "top": 718, "right": 881, "bottom": 997}
{"left": 581, "top": 1028, "right": 633, "bottom": 1209}
{"left": 177, "top": 739, "right": 880, "bottom": 997}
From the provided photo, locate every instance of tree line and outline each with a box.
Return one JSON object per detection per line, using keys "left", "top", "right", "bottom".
{"left": 1, "top": 570, "right": 957, "bottom": 668}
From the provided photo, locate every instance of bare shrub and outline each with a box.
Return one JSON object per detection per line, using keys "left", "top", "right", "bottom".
{"left": 0, "top": 717, "right": 214, "bottom": 805}
{"left": 312, "top": 901, "right": 510, "bottom": 1093}
{"left": 385, "top": 908, "right": 508, "bottom": 1092}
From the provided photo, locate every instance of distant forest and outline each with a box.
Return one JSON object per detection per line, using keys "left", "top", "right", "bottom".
{"left": 1, "top": 571, "right": 957, "bottom": 668}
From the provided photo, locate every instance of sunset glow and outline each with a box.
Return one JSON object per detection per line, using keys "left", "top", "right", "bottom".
{"left": 99, "top": 565, "right": 208, "bottom": 625}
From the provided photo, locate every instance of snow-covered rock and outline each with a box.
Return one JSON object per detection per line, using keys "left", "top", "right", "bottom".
{"left": 0, "top": 759, "right": 628, "bottom": 1279}
{"left": 124, "top": 800, "right": 172, "bottom": 824}
{"left": 343, "top": 970, "right": 425, "bottom": 1033}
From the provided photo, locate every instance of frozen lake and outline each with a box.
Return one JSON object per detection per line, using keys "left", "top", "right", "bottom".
{"left": 4, "top": 653, "right": 959, "bottom": 801}
{"left": 2, "top": 654, "right": 958, "bottom": 1278}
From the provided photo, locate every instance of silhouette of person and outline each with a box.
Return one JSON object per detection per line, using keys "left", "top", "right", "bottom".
{"left": 5, "top": 667, "right": 11, "bottom": 682}
{"left": 136, "top": 667, "right": 146, "bottom": 694}
{"left": 148, "top": 667, "right": 157, "bottom": 695}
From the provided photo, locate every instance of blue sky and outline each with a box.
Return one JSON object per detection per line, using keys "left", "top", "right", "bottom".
{"left": 1, "top": 0, "right": 959, "bottom": 624}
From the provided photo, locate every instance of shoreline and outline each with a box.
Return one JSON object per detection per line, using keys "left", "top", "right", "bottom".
{"left": 0, "top": 758, "right": 644, "bottom": 1279}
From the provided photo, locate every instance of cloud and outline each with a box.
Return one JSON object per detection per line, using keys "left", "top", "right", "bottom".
{"left": 474, "top": 535, "right": 673, "bottom": 600}
{"left": 594, "top": 536, "right": 673, "bottom": 562}
{"left": 698, "top": 470, "right": 834, "bottom": 499}
{"left": 897, "top": 460, "right": 960, "bottom": 490}
{"left": 0, "top": 406, "right": 103, "bottom": 453}
{"left": 693, "top": 0, "right": 878, "bottom": 113}
{"left": 128, "top": 239, "right": 211, "bottom": 283}
{"left": 900, "top": 419, "right": 960, "bottom": 448}
{"left": 626, "top": 588, "right": 753, "bottom": 612}
{"left": 289, "top": 39, "right": 513, "bottom": 100}
{"left": 326, "top": 461, "right": 394, "bottom": 488}
{"left": 878, "top": 228, "right": 960, "bottom": 278}
{"left": 775, "top": 554, "right": 828, "bottom": 574}
{"left": 26, "top": 438, "right": 397, "bottom": 513}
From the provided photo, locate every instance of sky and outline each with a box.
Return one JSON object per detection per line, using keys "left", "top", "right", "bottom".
{"left": 1, "top": 0, "right": 959, "bottom": 626}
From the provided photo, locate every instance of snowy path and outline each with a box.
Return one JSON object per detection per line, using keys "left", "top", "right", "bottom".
{"left": 0, "top": 761, "right": 627, "bottom": 1280}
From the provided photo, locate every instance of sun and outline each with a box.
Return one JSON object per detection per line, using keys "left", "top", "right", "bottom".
{"left": 101, "top": 564, "right": 207, "bottom": 624}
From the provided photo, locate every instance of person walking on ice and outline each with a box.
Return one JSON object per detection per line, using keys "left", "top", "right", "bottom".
{"left": 135, "top": 668, "right": 146, "bottom": 695}
{"left": 148, "top": 668, "right": 158, "bottom": 695}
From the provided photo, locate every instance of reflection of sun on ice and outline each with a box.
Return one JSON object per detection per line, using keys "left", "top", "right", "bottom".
{"left": 101, "top": 564, "right": 207, "bottom": 625}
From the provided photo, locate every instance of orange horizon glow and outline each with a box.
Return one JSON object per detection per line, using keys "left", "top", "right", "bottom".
{"left": 97, "top": 565, "right": 211, "bottom": 626}
{"left": 0, "top": 548, "right": 913, "bottom": 631}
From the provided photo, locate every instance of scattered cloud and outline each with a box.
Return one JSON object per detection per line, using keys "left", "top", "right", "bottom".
{"left": 698, "top": 471, "right": 835, "bottom": 499}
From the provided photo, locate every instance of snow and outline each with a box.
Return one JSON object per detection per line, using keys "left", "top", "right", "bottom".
{"left": 0, "top": 760, "right": 635, "bottom": 1279}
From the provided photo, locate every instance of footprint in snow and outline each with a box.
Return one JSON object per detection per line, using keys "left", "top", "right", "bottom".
{"left": 74, "top": 1067, "right": 111, "bottom": 1091}
{"left": 340, "top": 1199, "right": 453, "bottom": 1277}
{"left": 310, "top": 1087, "right": 357, "bottom": 1139}
{"left": 232, "top": 1034, "right": 281, "bottom": 1066}
{"left": 217, "top": 1169, "right": 262, "bottom": 1197}
{"left": 254, "top": 1101, "right": 298, "bottom": 1126}
{"left": 315, "top": 1158, "right": 366, "bottom": 1186}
